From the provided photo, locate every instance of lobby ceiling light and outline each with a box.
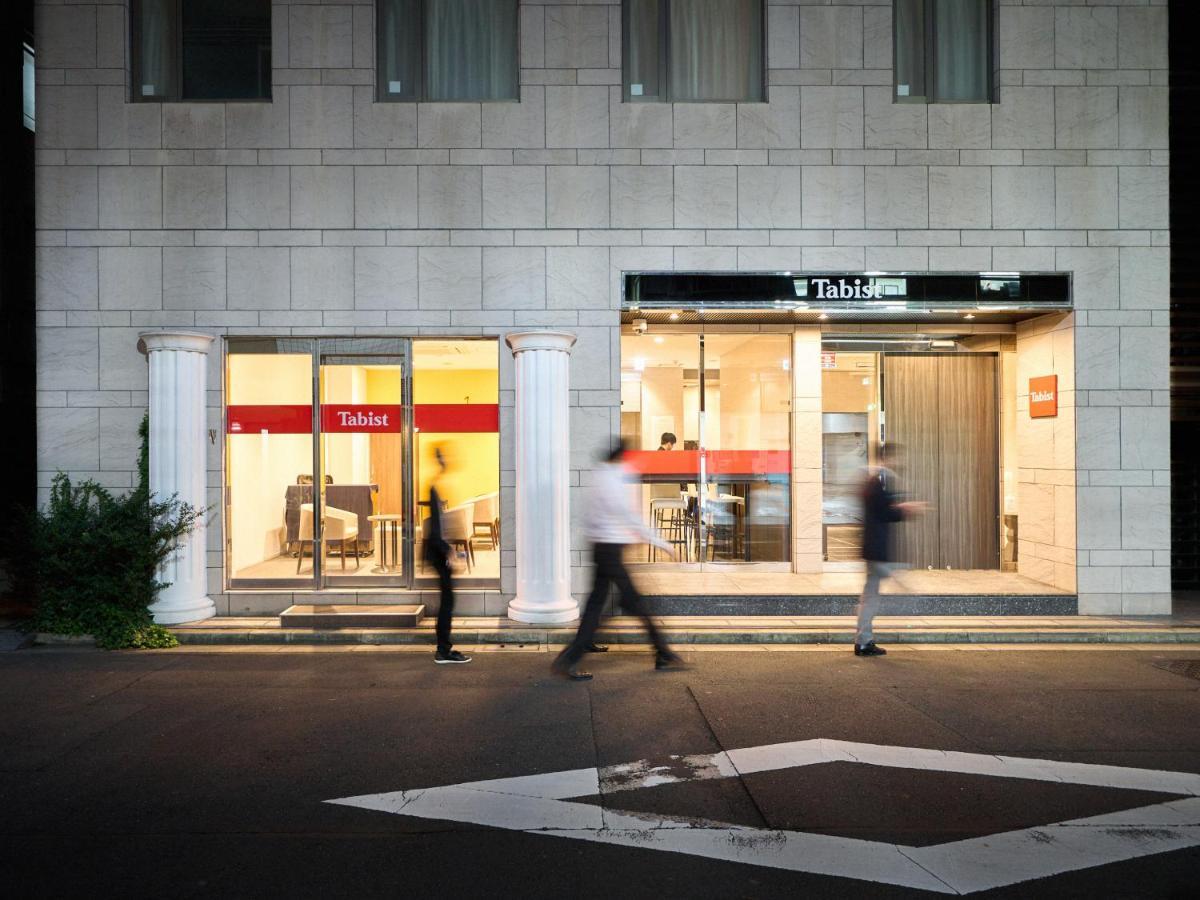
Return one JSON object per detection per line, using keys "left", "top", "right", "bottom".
{"left": 963, "top": 313, "right": 976, "bottom": 320}
{"left": 653, "top": 336, "right": 664, "bottom": 344}
{"left": 668, "top": 311, "right": 680, "bottom": 321}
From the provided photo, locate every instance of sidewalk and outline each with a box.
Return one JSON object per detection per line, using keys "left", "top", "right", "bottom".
{"left": 163, "top": 606, "right": 1200, "bottom": 647}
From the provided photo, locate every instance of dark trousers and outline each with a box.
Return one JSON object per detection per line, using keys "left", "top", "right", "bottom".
{"left": 562, "top": 543, "right": 670, "bottom": 666}
{"left": 430, "top": 552, "right": 455, "bottom": 654}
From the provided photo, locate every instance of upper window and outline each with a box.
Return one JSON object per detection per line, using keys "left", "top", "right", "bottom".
{"left": 623, "top": 0, "right": 765, "bottom": 103}
{"left": 23, "top": 43, "right": 34, "bottom": 131}
{"left": 132, "top": 0, "right": 272, "bottom": 102}
{"left": 377, "top": 0, "right": 519, "bottom": 102}
{"left": 894, "top": 0, "right": 994, "bottom": 104}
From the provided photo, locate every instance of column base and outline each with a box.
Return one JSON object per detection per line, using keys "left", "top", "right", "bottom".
{"left": 507, "top": 595, "right": 580, "bottom": 624}
{"left": 149, "top": 595, "right": 217, "bottom": 625}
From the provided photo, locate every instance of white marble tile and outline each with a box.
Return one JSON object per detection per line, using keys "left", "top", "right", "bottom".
{"left": 674, "top": 166, "right": 736, "bottom": 229}
{"left": 1074, "top": 326, "right": 1120, "bottom": 391}
{"left": 99, "top": 247, "right": 161, "bottom": 311}
{"left": 1120, "top": 406, "right": 1168, "bottom": 472}
{"left": 354, "top": 86, "right": 416, "bottom": 149}
{"left": 1118, "top": 7, "right": 1168, "bottom": 70}
{"left": 1075, "top": 406, "right": 1121, "bottom": 471}
{"left": 998, "top": 6, "right": 1053, "bottom": 70}
{"left": 353, "top": 246, "right": 418, "bottom": 311}
{"left": 737, "top": 87, "right": 800, "bottom": 150}
{"left": 610, "top": 89, "right": 673, "bottom": 149}
{"left": 1056, "top": 247, "right": 1119, "bottom": 311}
{"left": 484, "top": 87, "right": 547, "bottom": 149}
{"left": 36, "top": 248, "right": 98, "bottom": 311}
{"left": 163, "top": 166, "right": 226, "bottom": 229}
{"left": 291, "top": 247, "right": 353, "bottom": 310}
{"left": 97, "top": 86, "right": 161, "bottom": 150}
{"left": 37, "top": 406, "right": 99, "bottom": 471}
{"left": 37, "top": 4, "right": 97, "bottom": 69}
{"left": 928, "top": 105, "right": 990, "bottom": 151}
{"left": 36, "top": 166, "right": 98, "bottom": 229}
{"left": 991, "top": 167, "right": 1054, "bottom": 231}
{"left": 545, "top": 5, "right": 609, "bottom": 70}
{"left": 418, "top": 247, "right": 482, "bottom": 310}
{"left": 1055, "top": 167, "right": 1117, "bottom": 230}
{"left": 737, "top": 167, "right": 802, "bottom": 229}
{"left": 36, "top": 85, "right": 97, "bottom": 150}
{"left": 673, "top": 104, "right": 736, "bottom": 149}
{"left": 768, "top": 5, "right": 800, "bottom": 70}
{"left": 928, "top": 166, "right": 990, "bottom": 229}
{"left": 545, "top": 86, "right": 609, "bottom": 149}
{"left": 418, "top": 165, "right": 482, "bottom": 228}
{"left": 864, "top": 166, "right": 927, "bottom": 229}
{"left": 1119, "top": 247, "right": 1169, "bottom": 311}
{"left": 288, "top": 4, "right": 353, "bottom": 69}
{"left": 800, "top": 86, "right": 863, "bottom": 150}
{"left": 1055, "top": 87, "right": 1118, "bottom": 150}
{"left": 290, "top": 86, "right": 354, "bottom": 149}
{"left": 991, "top": 86, "right": 1054, "bottom": 150}
{"left": 37, "top": 326, "right": 98, "bottom": 391}
{"left": 1117, "top": 167, "right": 1168, "bottom": 230}
{"left": 417, "top": 103, "right": 482, "bottom": 149}
{"left": 548, "top": 165, "right": 610, "bottom": 229}
{"left": 162, "top": 104, "right": 225, "bottom": 149}
{"left": 163, "top": 247, "right": 225, "bottom": 311}
{"left": 863, "top": 86, "right": 926, "bottom": 150}
{"left": 1054, "top": 8, "right": 1117, "bottom": 70}
{"left": 1119, "top": 326, "right": 1168, "bottom": 390}
{"left": 547, "top": 247, "right": 608, "bottom": 310}
{"left": 227, "top": 247, "right": 290, "bottom": 310}
{"left": 801, "top": 166, "right": 864, "bottom": 229}
{"left": 1118, "top": 87, "right": 1168, "bottom": 151}
{"left": 1121, "top": 486, "right": 1169, "bottom": 549}
{"left": 799, "top": 6, "right": 863, "bottom": 70}
{"left": 483, "top": 247, "right": 546, "bottom": 310}
{"left": 610, "top": 166, "right": 673, "bottom": 229}
{"left": 483, "top": 166, "right": 546, "bottom": 229}
{"left": 99, "top": 166, "right": 162, "bottom": 229}
{"left": 226, "top": 97, "right": 291, "bottom": 150}
{"left": 290, "top": 166, "right": 354, "bottom": 229}
{"left": 1077, "top": 486, "right": 1121, "bottom": 550}
{"left": 227, "top": 166, "right": 290, "bottom": 229}
{"left": 354, "top": 166, "right": 419, "bottom": 229}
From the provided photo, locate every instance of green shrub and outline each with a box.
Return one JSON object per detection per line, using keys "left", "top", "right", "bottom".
{"left": 28, "top": 414, "right": 202, "bottom": 650}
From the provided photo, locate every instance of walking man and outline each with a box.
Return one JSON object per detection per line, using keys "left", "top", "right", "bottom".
{"left": 855, "top": 443, "right": 922, "bottom": 657}
{"left": 554, "top": 440, "right": 684, "bottom": 681}
{"left": 426, "top": 446, "right": 471, "bottom": 665}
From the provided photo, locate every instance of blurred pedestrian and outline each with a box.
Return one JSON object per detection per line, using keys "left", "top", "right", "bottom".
{"left": 554, "top": 440, "right": 684, "bottom": 681}
{"left": 426, "top": 446, "right": 471, "bottom": 665}
{"left": 855, "top": 442, "right": 923, "bottom": 657}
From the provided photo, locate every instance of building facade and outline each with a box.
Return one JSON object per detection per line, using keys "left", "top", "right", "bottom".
{"left": 34, "top": 0, "right": 1170, "bottom": 619}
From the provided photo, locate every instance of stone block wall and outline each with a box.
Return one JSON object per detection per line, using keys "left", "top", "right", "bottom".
{"left": 33, "top": 0, "right": 1170, "bottom": 614}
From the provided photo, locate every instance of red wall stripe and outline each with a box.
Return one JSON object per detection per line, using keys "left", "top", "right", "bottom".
{"left": 227, "top": 404, "right": 500, "bottom": 434}
{"left": 624, "top": 449, "right": 790, "bottom": 477}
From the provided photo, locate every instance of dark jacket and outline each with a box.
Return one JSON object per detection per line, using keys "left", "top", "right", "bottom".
{"left": 423, "top": 483, "right": 451, "bottom": 562}
{"left": 860, "top": 468, "right": 904, "bottom": 562}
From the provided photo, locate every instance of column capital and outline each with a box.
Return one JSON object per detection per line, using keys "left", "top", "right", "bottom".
{"left": 138, "top": 331, "right": 215, "bottom": 355}
{"left": 505, "top": 331, "right": 577, "bottom": 355}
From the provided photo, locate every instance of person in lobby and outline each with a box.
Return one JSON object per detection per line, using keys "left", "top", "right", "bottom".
{"left": 658, "top": 432, "right": 677, "bottom": 451}
{"left": 425, "top": 445, "right": 471, "bottom": 665}
{"left": 553, "top": 439, "right": 685, "bottom": 681}
{"left": 854, "top": 442, "right": 925, "bottom": 658}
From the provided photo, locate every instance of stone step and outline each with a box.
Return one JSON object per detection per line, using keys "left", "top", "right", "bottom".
{"left": 279, "top": 604, "right": 425, "bottom": 629}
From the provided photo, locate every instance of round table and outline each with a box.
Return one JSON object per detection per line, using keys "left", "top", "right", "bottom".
{"left": 368, "top": 514, "right": 403, "bottom": 574}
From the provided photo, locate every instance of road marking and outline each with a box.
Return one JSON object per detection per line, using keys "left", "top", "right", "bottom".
{"left": 327, "top": 738, "right": 1200, "bottom": 894}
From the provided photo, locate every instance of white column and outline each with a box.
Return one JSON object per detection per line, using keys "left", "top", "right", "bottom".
{"left": 138, "top": 331, "right": 216, "bottom": 625}
{"left": 505, "top": 331, "right": 578, "bottom": 624}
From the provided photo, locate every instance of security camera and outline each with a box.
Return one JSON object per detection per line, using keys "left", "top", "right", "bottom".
{"left": 631, "top": 318, "right": 648, "bottom": 335}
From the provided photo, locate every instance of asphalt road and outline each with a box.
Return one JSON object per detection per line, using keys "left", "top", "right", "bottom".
{"left": 2, "top": 645, "right": 1199, "bottom": 898}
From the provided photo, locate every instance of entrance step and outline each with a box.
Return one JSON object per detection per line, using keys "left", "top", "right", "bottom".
{"left": 279, "top": 604, "right": 425, "bottom": 629}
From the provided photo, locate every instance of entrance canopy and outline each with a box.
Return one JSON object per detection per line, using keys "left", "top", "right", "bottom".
{"left": 623, "top": 271, "right": 1072, "bottom": 325}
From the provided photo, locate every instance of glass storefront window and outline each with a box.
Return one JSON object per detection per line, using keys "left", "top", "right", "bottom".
{"left": 225, "top": 338, "right": 499, "bottom": 590}
{"left": 226, "top": 340, "right": 316, "bottom": 586}
{"left": 620, "top": 331, "right": 791, "bottom": 567}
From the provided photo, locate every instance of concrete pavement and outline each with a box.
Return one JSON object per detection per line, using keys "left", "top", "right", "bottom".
{"left": 1, "top": 645, "right": 1198, "bottom": 897}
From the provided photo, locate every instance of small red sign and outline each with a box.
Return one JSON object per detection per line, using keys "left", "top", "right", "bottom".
{"left": 226, "top": 404, "right": 501, "bottom": 435}
{"left": 321, "top": 404, "right": 403, "bottom": 433}
{"left": 1029, "top": 375, "right": 1058, "bottom": 418}
{"left": 821, "top": 351, "right": 837, "bottom": 369}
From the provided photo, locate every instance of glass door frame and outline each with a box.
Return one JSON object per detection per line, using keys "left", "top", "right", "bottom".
{"left": 317, "top": 339, "right": 414, "bottom": 590}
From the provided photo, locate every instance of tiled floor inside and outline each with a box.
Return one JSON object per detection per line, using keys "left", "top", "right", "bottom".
{"left": 629, "top": 568, "right": 1069, "bottom": 596}
{"left": 231, "top": 545, "right": 500, "bottom": 581}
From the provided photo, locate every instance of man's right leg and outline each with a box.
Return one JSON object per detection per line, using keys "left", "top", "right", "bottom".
{"left": 855, "top": 563, "right": 884, "bottom": 648}
{"left": 559, "top": 544, "right": 614, "bottom": 668}
{"left": 433, "top": 554, "right": 455, "bottom": 655}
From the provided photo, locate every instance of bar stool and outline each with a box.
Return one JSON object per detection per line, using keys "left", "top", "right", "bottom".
{"left": 649, "top": 497, "right": 690, "bottom": 562}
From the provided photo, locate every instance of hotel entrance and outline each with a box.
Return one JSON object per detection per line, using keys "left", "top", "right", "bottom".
{"left": 224, "top": 337, "right": 500, "bottom": 591}
{"left": 620, "top": 330, "right": 792, "bottom": 571}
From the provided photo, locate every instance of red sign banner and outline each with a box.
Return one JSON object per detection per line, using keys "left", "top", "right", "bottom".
{"left": 226, "top": 404, "right": 501, "bottom": 435}
{"left": 625, "top": 449, "right": 790, "bottom": 477}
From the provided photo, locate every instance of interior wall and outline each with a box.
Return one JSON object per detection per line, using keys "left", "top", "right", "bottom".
{"left": 413, "top": 367, "right": 500, "bottom": 510}
{"left": 1015, "top": 313, "right": 1077, "bottom": 592}
{"left": 226, "top": 354, "right": 313, "bottom": 574}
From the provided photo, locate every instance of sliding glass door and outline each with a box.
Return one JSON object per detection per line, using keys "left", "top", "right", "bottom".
{"left": 620, "top": 330, "right": 792, "bottom": 569}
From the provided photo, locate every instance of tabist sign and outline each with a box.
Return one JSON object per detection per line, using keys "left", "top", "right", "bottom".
{"left": 1030, "top": 375, "right": 1058, "bottom": 418}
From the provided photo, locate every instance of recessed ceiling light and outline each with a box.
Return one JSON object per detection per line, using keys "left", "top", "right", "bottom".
{"left": 964, "top": 313, "right": 976, "bottom": 320}
{"left": 668, "top": 312, "right": 680, "bottom": 321}
{"left": 653, "top": 336, "right": 664, "bottom": 344}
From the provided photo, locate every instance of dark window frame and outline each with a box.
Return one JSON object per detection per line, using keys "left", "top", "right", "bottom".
{"left": 622, "top": 0, "right": 767, "bottom": 104}
{"left": 130, "top": 0, "right": 273, "bottom": 103}
{"left": 892, "top": 0, "right": 997, "bottom": 105}
{"left": 375, "top": 0, "right": 521, "bottom": 103}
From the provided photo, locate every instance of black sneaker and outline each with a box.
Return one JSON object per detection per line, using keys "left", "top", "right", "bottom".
{"left": 854, "top": 642, "right": 887, "bottom": 657}
{"left": 434, "top": 649, "right": 472, "bottom": 664}
{"left": 584, "top": 642, "right": 609, "bottom": 653}
{"left": 655, "top": 651, "right": 686, "bottom": 670}
{"left": 551, "top": 653, "right": 593, "bottom": 681}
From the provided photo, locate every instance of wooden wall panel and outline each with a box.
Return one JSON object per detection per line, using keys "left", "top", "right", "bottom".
{"left": 938, "top": 355, "right": 1000, "bottom": 570}
{"left": 883, "top": 355, "right": 941, "bottom": 568}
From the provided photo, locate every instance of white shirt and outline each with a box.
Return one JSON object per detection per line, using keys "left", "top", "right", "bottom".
{"left": 585, "top": 460, "right": 670, "bottom": 550}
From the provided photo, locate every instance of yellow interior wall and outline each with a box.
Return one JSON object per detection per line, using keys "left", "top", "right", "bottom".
{"left": 413, "top": 367, "right": 499, "bottom": 510}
